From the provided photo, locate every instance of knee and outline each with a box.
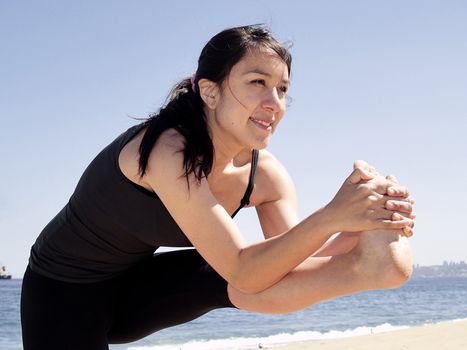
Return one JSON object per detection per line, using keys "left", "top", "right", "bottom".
{"left": 227, "top": 284, "right": 302, "bottom": 314}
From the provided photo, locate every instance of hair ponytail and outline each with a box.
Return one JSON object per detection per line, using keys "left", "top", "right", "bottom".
{"left": 138, "top": 78, "right": 214, "bottom": 183}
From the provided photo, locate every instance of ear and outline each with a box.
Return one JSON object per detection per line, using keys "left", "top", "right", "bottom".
{"left": 198, "top": 78, "right": 219, "bottom": 109}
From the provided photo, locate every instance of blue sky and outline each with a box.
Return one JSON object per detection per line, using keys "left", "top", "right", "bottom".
{"left": 1, "top": 0, "right": 466, "bottom": 277}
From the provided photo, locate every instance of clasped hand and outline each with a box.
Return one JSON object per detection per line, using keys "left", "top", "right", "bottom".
{"left": 325, "top": 160, "right": 415, "bottom": 236}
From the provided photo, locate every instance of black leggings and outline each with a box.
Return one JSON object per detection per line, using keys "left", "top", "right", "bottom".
{"left": 21, "top": 249, "right": 235, "bottom": 350}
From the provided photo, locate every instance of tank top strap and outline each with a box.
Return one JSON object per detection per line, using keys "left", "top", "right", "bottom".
{"left": 231, "top": 149, "right": 259, "bottom": 218}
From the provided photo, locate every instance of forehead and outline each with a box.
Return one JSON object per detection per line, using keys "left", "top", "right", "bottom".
{"left": 230, "top": 48, "right": 289, "bottom": 81}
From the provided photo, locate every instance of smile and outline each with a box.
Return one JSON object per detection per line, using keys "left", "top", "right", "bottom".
{"left": 249, "top": 117, "right": 273, "bottom": 130}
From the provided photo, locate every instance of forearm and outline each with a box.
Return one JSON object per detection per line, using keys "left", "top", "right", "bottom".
{"left": 233, "top": 207, "right": 335, "bottom": 294}
{"left": 312, "top": 232, "right": 360, "bottom": 257}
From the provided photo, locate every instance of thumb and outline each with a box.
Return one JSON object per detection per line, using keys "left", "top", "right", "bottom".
{"left": 386, "top": 174, "right": 399, "bottom": 184}
{"left": 354, "top": 160, "right": 378, "bottom": 176}
{"left": 353, "top": 160, "right": 369, "bottom": 170}
{"left": 347, "top": 167, "right": 374, "bottom": 185}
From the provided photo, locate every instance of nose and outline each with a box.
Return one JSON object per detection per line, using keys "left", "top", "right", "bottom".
{"left": 261, "top": 88, "right": 283, "bottom": 114}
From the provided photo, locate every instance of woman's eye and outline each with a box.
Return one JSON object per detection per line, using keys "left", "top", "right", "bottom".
{"left": 278, "top": 85, "right": 288, "bottom": 94}
{"left": 251, "top": 79, "right": 266, "bottom": 86}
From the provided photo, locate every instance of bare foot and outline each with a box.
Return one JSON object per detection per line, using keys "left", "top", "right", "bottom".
{"left": 352, "top": 230, "right": 413, "bottom": 290}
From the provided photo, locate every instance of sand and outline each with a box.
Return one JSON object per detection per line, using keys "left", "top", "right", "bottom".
{"left": 247, "top": 320, "right": 467, "bottom": 350}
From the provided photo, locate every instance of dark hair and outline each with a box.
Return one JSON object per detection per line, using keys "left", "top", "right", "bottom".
{"left": 138, "top": 25, "right": 292, "bottom": 183}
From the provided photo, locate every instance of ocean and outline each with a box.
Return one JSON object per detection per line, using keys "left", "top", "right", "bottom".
{"left": 1, "top": 277, "right": 466, "bottom": 350}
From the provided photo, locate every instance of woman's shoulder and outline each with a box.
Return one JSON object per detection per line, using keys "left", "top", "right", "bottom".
{"left": 143, "top": 128, "right": 188, "bottom": 177}
{"left": 254, "top": 149, "right": 296, "bottom": 204}
{"left": 257, "top": 149, "right": 288, "bottom": 179}
{"left": 155, "top": 128, "right": 186, "bottom": 151}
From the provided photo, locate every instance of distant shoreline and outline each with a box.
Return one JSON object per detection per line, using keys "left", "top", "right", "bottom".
{"left": 412, "top": 261, "right": 467, "bottom": 278}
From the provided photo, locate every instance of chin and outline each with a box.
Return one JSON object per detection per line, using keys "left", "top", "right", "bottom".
{"left": 252, "top": 138, "right": 271, "bottom": 150}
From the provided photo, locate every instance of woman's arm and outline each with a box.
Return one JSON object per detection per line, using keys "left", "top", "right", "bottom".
{"left": 143, "top": 131, "right": 413, "bottom": 295}
{"left": 255, "top": 154, "right": 414, "bottom": 256}
{"left": 253, "top": 153, "right": 359, "bottom": 258}
{"left": 254, "top": 150, "right": 300, "bottom": 239}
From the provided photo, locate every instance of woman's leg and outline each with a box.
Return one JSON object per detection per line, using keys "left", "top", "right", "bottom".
{"left": 107, "top": 249, "right": 235, "bottom": 344}
{"left": 228, "top": 230, "right": 412, "bottom": 314}
{"left": 21, "top": 251, "right": 233, "bottom": 348}
{"left": 21, "top": 267, "right": 116, "bottom": 350}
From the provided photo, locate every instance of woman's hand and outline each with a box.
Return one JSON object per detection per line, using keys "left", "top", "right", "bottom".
{"left": 353, "top": 160, "right": 416, "bottom": 236}
{"left": 323, "top": 166, "right": 414, "bottom": 234}
{"left": 384, "top": 174, "right": 416, "bottom": 236}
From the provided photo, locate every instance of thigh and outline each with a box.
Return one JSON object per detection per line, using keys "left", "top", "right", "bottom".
{"left": 108, "top": 249, "right": 235, "bottom": 344}
{"left": 21, "top": 266, "right": 116, "bottom": 350}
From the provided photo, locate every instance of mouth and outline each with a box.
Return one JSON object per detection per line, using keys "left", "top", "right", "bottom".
{"left": 249, "top": 116, "right": 273, "bottom": 131}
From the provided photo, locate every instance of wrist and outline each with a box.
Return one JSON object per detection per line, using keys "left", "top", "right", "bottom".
{"left": 312, "top": 205, "right": 341, "bottom": 237}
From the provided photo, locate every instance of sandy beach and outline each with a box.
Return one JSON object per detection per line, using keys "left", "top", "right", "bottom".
{"left": 251, "top": 320, "right": 467, "bottom": 350}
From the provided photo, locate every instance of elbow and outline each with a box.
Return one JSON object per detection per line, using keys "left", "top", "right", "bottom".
{"left": 229, "top": 273, "right": 270, "bottom": 295}
{"left": 231, "top": 281, "right": 264, "bottom": 295}
{"left": 227, "top": 248, "right": 277, "bottom": 294}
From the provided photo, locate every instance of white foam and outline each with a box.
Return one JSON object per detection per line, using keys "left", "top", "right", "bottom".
{"left": 126, "top": 323, "right": 408, "bottom": 350}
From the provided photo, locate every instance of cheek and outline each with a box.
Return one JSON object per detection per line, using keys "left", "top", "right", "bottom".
{"left": 274, "top": 108, "right": 286, "bottom": 126}
{"left": 277, "top": 105, "right": 286, "bottom": 121}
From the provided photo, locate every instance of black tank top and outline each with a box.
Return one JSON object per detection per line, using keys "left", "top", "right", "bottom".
{"left": 29, "top": 125, "right": 259, "bottom": 283}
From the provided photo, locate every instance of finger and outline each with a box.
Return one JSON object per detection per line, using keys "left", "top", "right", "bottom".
{"left": 383, "top": 197, "right": 416, "bottom": 216}
{"left": 392, "top": 212, "right": 417, "bottom": 221}
{"left": 372, "top": 177, "right": 393, "bottom": 195}
{"left": 406, "top": 196, "right": 416, "bottom": 205}
{"left": 387, "top": 185, "right": 409, "bottom": 197}
{"left": 376, "top": 208, "right": 400, "bottom": 221}
{"left": 380, "top": 218, "right": 414, "bottom": 230}
{"left": 347, "top": 167, "right": 374, "bottom": 185}
{"left": 384, "top": 196, "right": 414, "bottom": 203}
{"left": 385, "top": 200, "right": 413, "bottom": 213}
{"left": 354, "top": 160, "right": 370, "bottom": 170}
{"left": 391, "top": 211, "right": 417, "bottom": 220}
{"left": 386, "top": 174, "right": 399, "bottom": 184}
{"left": 386, "top": 195, "right": 415, "bottom": 204}
{"left": 376, "top": 208, "right": 415, "bottom": 221}
{"left": 353, "top": 160, "right": 377, "bottom": 176}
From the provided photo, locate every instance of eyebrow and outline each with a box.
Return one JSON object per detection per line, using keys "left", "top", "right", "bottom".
{"left": 245, "top": 68, "right": 289, "bottom": 85}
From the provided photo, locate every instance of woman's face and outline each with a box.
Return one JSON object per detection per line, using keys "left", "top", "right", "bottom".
{"left": 208, "top": 48, "right": 289, "bottom": 151}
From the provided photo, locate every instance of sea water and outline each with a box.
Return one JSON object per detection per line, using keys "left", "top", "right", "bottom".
{"left": 1, "top": 277, "right": 466, "bottom": 350}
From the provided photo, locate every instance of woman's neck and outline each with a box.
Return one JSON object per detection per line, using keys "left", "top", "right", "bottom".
{"left": 206, "top": 113, "right": 243, "bottom": 173}
{"left": 210, "top": 134, "right": 253, "bottom": 179}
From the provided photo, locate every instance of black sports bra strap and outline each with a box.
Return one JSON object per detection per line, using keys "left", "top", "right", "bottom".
{"left": 231, "top": 149, "right": 259, "bottom": 218}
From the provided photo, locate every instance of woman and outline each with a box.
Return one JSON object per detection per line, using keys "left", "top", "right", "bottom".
{"left": 21, "top": 25, "right": 415, "bottom": 349}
